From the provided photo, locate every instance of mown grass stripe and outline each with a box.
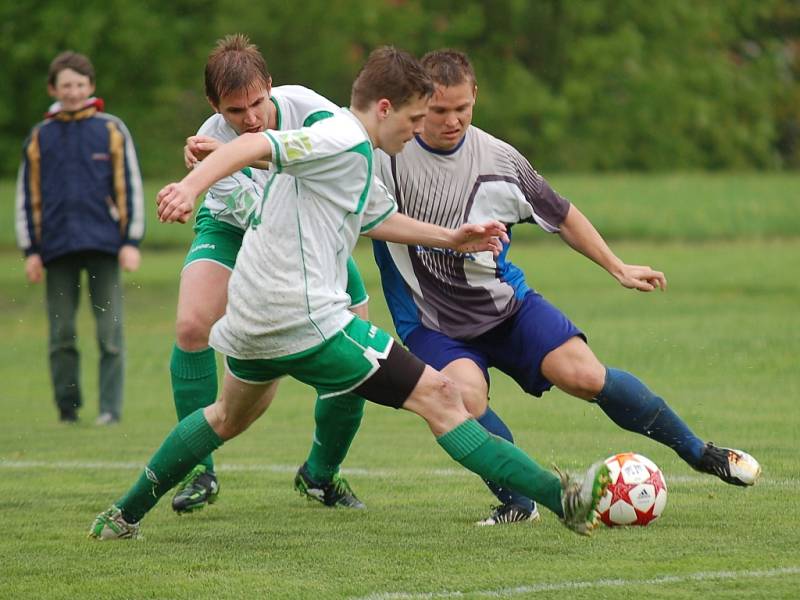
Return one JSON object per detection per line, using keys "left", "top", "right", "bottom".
{"left": 1, "top": 459, "right": 796, "bottom": 487}
{"left": 351, "top": 566, "right": 800, "bottom": 600}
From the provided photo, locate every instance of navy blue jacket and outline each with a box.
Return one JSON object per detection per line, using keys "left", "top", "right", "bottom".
{"left": 15, "top": 100, "right": 144, "bottom": 265}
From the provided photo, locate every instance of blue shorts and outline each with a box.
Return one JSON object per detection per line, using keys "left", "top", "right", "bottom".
{"left": 404, "top": 292, "right": 584, "bottom": 397}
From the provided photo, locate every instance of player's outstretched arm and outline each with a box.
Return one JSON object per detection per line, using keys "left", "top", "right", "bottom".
{"left": 365, "top": 213, "right": 508, "bottom": 257}
{"left": 185, "top": 135, "right": 271, "bottom": 171}
{"left": 157, "top": 132, "right": 272, "bottom": 223}
{"left": 558, "top": 204, "right": 667, "bottom": 292}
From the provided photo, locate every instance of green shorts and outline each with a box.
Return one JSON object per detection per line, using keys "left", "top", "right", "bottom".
{"left": 227, "top": 317, "right": 392, "bottom": 398}
{"left": 183, "top": 207, "right": 244, "bottom": 270}
{"left": 184, "top": 207, "right": 368, "bottom": 305}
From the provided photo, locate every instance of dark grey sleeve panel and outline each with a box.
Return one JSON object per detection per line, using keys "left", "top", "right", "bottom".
{"left": 507, "top": 145, "right": 571, "bottom": 227}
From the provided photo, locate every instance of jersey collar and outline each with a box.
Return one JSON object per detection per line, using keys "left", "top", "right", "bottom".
{"left": 414, "top": 130, "right": 467, "bottom": 155}
{"left": 269, "top": 96, "right": 282, "bottom": 130}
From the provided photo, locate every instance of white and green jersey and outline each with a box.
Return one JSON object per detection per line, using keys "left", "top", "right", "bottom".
{"left": 197, "top": 85, "right": 340, "bottom": 229}
{"left": 209, "top": 108, "right": 396, "bottom": 359}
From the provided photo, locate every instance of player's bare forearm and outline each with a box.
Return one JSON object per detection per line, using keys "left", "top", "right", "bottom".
{"left": 558, "top": 205, "right": 624, "bottom": 275}
{"left": 187, "top": 136, "right": 270, "bottom": 171}
{"left": 365, "top": 213, "right": 508, "bottom": 256}
{"left": 558, "top": 205, "right": 666, "bottom": 291}
{"left": 366, "top": 213, "right": 450, "bottom": 246}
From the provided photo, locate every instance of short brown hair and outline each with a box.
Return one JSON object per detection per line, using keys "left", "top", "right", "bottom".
{"left": 350, "top": 46, "right": 433, "bottom": 111}
{"left": 205, "top": 34, "right": 271, "bottom": 106}
{"left": 48, "top": 51, "right": 95, "bottom": 86}
{"left": 420, "top": 49, "right": 476, "bottom": 88}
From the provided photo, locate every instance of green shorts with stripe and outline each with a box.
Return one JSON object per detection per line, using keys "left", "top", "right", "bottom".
{"left": 184, "top": 207, "right": 368, "bottom": 305}
{"left": 226, "top": 316, "right": 426, "bottom": 408}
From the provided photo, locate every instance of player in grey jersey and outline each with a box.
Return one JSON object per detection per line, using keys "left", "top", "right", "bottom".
{"left": 370, "top": 50, "right": 760, "bottom": 525}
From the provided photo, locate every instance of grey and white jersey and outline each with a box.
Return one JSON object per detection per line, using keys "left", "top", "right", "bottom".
{"left": 373, "top": 126, "right": 571, "bottom": 340}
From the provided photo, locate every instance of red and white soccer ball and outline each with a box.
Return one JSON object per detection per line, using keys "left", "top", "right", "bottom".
{"left": 597, "top": 452, "right": 667, "bottom": 527}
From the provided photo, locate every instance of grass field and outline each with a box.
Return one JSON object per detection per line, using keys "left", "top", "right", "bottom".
{"left": 1, "top": 172, "right": 799, "bottom": 249}
{"left": 1, "top": 175, "right": 799, "bottom": 599}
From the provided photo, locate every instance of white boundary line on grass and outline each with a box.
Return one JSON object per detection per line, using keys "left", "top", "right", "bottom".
{"left": 1, "top": 459, "right": 798, "bottom": 487}
{"left": 349, "top": 566, "right": 800, "bottom": 600}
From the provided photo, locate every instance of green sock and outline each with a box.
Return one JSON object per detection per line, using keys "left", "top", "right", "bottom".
{"left": 117, "top": 409, "right": 223, "bottom": 523}
{"left": 170, "top": 344, "right": 217, "bottom": 472}
{"left": 437, "top": 419, "right": 564, "bottom": 517}
{"left": 305, "top": 393, "right": 365, "bottom": 482}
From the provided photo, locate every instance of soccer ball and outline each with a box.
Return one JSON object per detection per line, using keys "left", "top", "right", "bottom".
{"left": 597, "top": 452, "right": 667, "bottom": 527}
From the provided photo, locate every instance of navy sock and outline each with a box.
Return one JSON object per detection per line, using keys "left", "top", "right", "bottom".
{"left": 595, "top": 367, "right": 705, "bottom": 464}
{"left": 477, "top": 407, "right": 534, "bottom": 511}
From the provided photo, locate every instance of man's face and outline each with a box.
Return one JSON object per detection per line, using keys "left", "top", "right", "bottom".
{"left": 48, "top": 68, "right": 95, "bottom": 112}
{"left": 213, "top": 82, "right": 273, "bottom": 135}
{"left": 377, "top": 94, "right": 429, "bottom": 156}
{"left": 420, "top": 80, "right": 476, "bottom": 151}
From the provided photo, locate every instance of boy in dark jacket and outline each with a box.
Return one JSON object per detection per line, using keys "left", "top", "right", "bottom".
{"left": 15, "top": 51, "right": 144, "bottom": 424}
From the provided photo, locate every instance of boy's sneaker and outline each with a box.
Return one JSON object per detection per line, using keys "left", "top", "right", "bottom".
{"left": 171, "top": 465, "right": 219, "bottom": 513}
{"left": 476, "top": 502, "right": 541, "bottom": 526}
{"left": 294, "top": 462, "right": 366, "bottom": 509}
{"left": 59, "top": 407, "right": 78, "bottom": 423}
{"left": 88, "top": 506, "right": 140, "bottom": 540}
{"left": 95, "top": 412, "right": 119, "bottom": 426}
{"left": 693, "top": 442, "right": 761, "bottom": 486}
{"left": 556, "top": 462, "right": 611, "bottom": 537}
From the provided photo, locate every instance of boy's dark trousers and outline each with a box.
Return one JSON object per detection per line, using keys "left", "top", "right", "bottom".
{"left": 45, "top": 251, "right": 125, "bottom": 420}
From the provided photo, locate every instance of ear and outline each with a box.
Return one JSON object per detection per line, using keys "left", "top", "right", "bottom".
{"left": 207, "top": 97, "right": 220, "bottom": 114}
{"left": 88, "top": 82, "right": 96, "bottom": 96}
{"left": 473, "top": 84, "right": 478, "bottom": 101}
{"left": 376, "top": 98, "right": 392, "bottom": 120}
{"left": 47, "top": 84, "right": 57, "bottom": 99}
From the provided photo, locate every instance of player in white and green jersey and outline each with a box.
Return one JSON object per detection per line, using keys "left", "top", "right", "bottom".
{"left": 169, "top": 35, "right": 368, "bottom": 514}
{"left": 90, "top": 47, "right": 612, "bottom": 541}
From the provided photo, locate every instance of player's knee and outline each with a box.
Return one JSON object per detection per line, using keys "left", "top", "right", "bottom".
{"left": 175, "top": 314, "right": 211, "bottom": 350}
{"left": 459, "top": 386, "right": 488, "bottom": 418}
{"left": 421, "top": 375, "right": 471, "bottom": 425}
{"left": 434, "top": 374, "right": 464, "bottom": 409}
{"left": 570, "top": 363, "right": 606, "bottom": 399}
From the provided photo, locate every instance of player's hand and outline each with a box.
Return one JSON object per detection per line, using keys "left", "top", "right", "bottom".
{"left": 615, "top": 264, "right": 667, "bottom": 292}
{"left": 156, "top": 182, "right": 195, "bottom": 224}
{"left": 451, "top": 220, "right": 509, "bottom": 257}
{"left": 184, "top": 135, "right": 221, "bottom": 169}
{"left": 24, "top": 254, "right": 43, "bottom": 284}
{"left": 118, "top": 245, "right": 141, "bottom": 272}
